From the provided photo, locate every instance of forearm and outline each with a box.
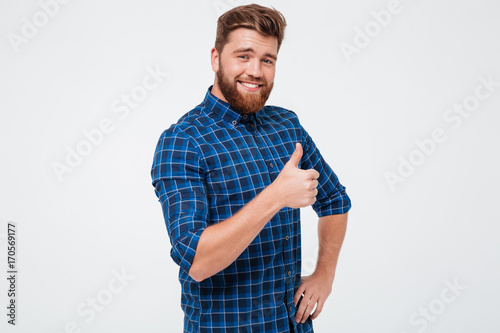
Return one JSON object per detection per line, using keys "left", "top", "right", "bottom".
{"left": 189, "top": 184, "right": 283, "bottom": 282}
{"left": 314, "top": 213, "right": 348, "bottom": 283}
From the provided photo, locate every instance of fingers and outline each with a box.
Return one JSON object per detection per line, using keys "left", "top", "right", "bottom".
{"left": 277, "top": 143, "right": 321, "bottom": 208}
{"left": 310, "top": 298, "right": 325, "bottom": 320}
{"left": 307, "top": 169, "right": 320, "bottom": 180}
{"left": 287, "top": 142, "right": 303, "bottom": 168}
{"left": 285, "top": 143, "right": 319, "bottom": 179}
{"left": 309, "top": 179, "right": 319, "bottom": 199}
{"left": 293, "top": 275, "right": 331, "bottom": 324}
{"left": 294, "top": 284, "right": 305, "bottom": 307}
{"left": 303, "top": 297, "right": 318, "bottom": 323}
{"left": 295, "top": 292, "right": 318, "bottom": 324}
{"left": 295, "top": 291, "right": 308, "bottom": 323}
{"left": 302, "top": 168, "right": 319, "bottom": 181}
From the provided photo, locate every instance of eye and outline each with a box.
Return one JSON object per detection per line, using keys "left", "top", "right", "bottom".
{"left": 238, "top": 55, "right": 249, "bottom": 60}
{"left": 263, "top": 59, "right": 273, "bottom": 64}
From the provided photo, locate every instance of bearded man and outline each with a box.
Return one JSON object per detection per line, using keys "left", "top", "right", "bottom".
{"left": 151, "top": 4, "right": 351, "bottom": 332}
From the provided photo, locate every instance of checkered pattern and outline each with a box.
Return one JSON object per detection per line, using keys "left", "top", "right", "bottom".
{"left": 151, "top": 87, "right": 351, "bottom": 332}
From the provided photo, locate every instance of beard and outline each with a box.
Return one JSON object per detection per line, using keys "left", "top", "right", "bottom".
{"left": 216, "top": 64, "right": 274, "bottom": 114}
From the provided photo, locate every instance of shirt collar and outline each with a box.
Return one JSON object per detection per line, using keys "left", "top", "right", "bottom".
{"left": 202, "top": 86, "right": 263, "bottom": 126}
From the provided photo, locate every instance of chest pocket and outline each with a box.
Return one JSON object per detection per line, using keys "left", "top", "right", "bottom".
{"left": 204, "top": 155, "right": 265, "bottom": 219}
{"left": 206, "top": 165, "right": 241, "bottom": 194}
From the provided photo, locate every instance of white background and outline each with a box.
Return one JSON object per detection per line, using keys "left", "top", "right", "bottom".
{"left": 1, "top": 0, "right": 499, "bottom": 332}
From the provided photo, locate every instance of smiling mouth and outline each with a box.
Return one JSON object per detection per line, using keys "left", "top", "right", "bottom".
{"left": 238, "top": 81, "right": 263, "bottom": 89}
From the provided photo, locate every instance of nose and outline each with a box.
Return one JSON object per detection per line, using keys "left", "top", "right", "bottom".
{"left": 245, "top": 58, "right": 263, "bottom": 79}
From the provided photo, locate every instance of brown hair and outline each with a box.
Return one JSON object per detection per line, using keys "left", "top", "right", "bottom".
{"left": 215, "top": 4, "right": 287, "bottom": 54}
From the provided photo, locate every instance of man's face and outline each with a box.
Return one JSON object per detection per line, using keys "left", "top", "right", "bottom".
{"left": 211, "top": 28, "right": 278, "bottom": 114}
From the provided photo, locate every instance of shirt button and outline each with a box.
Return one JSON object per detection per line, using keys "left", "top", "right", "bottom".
{"left": 285, "top": 236, "right": 289, "bottom": 241}
{"left": 289, "top": 306, "right": 293, "bottom": 312}
{"left": 242, "top": 114, "right": 248, "bottom": 119}
{"left": 232, "top": 120, "right": 237, "bottom": 125}
{"left": 269, "top": 163, "right": 273, "bottom": 168}
{"left": 288, "top": 271, "right": 291, "bottom": 276}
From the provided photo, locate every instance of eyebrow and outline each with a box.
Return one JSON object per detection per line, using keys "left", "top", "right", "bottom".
{"left": 232, "top": 47, "right": 278, "bottom": 61}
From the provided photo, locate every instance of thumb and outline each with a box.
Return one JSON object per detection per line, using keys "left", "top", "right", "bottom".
{"left": 287, "top": 143, "right": 303, "bottom": 168}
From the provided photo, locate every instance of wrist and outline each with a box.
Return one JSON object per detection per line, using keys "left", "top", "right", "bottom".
{"left": 263, "top": 182, "right": 285, "bottom": 212}
{"left": 313, "top": 265, "right": 336, "bottom": 284}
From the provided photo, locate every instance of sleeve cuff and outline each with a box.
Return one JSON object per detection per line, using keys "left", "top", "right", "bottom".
{"left": 170, "top": 227, "right": 205, "bottom": 275}
{"left": 314, "top": 190, "right": 352, "bottom": 217}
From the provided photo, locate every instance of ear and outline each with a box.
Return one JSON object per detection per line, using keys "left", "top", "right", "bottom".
{"left": 211, "top": 47, "right": 220, "bottom": 73}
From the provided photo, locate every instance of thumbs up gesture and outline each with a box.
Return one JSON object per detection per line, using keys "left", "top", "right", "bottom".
{"left": 271, "top": 143, "right": 320, "bottom": 209}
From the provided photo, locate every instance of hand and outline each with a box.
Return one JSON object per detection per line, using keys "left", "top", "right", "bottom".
{"left": 293, "top": 273, "right": 333, "bottom": 324}
{"left": 271, "top": 143, "right": 320, "bottom": 209}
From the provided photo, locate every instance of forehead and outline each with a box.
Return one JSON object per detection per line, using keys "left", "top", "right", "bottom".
{"left": 223, "top": 28, "right": 278, "bottom": 55}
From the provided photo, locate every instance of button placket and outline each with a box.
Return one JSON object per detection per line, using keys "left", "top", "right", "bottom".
{"left": 252, "top": 128, "right": 279, "bottom": 184}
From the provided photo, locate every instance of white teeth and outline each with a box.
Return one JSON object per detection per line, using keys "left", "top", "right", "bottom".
{"left": 240, "top": 82, "right": 259, "bottom": 88}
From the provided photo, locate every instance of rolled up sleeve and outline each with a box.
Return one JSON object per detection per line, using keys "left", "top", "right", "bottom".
{"left": 151, "top": 130, "right": 208, "bottom": 274}
{"left": 300, "top": 127, "right": 352, "bottom": 217}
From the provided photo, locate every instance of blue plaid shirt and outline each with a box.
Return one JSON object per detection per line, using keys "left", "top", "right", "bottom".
{"left": 151, "top": 87, "right": 351, "bottom": 332}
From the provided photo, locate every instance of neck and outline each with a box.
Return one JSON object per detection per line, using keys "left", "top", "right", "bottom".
{"left": 211, "top": 81, "right": 228, "bottom": 103}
